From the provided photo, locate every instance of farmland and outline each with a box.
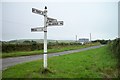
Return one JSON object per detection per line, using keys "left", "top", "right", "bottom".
{"left": 2, "top": 46, "right": 118, "bottom": 78}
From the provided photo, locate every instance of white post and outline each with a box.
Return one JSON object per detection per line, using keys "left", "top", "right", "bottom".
{"left": 76, "top": 35, "right": 77, "bottom": 42}
{"left": 90, "top": 33, "right": 91, "bottom": 42}
{"left": 44, "top": 6, "right": 47, "bottom": 69}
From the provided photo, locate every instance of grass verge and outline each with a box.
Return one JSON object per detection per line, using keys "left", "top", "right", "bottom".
{"left": 2, "top": 46, "right": 118, "bottom": 78}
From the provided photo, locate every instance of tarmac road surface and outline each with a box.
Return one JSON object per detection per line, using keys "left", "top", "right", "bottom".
{"left": 2, "top": 45, "right": 104, "bottom": 70}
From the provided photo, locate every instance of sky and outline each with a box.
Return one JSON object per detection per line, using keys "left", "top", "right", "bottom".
{"left": 1, "top": 0, "right": 119, "bottom": 41}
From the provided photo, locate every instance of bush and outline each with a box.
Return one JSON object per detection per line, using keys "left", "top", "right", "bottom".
{"left": 2, "top": 43, "right": 44, "bottom": 53}
{"left": 108, "top": 38, "right": 120, "bottom": 57}
{"left": 2, "top": 41, "right": 81, "bottom": 53}
{"left": 108, "top": 38, "right": 120, "bottom": 77}
{"left": 92, "top": 40, "right": 110, "bottom": 44}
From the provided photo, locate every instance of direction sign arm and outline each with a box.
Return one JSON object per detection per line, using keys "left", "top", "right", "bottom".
{"left": 32, "top": 8, "right": 45, "bottom": 15}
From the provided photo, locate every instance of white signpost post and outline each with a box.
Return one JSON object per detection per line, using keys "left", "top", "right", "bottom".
{"left": 31, "top": 6, "right": 63, "bottom": 69}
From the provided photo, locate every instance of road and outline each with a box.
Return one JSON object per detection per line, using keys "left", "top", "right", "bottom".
{"left": 2, "top": 45, "right": 103, "bottom": 70}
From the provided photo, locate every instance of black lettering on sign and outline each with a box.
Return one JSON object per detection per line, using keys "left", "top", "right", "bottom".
{"left": 32, "top": 8, "right": 44, "bottom": 15}
{"left": 31, "top": 28, "right": 37, "bottom": 31}
{"left": 47, "top": 21, "right": 63, "bottom": 26}
{"left": 60, "top": 22, "right": 63, "bottom": 25}
{"left": 32, "top": 8, "right": 35, "bottom": 12}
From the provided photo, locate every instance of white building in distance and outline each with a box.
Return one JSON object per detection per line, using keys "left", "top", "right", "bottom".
{"left": 79, "top": 38, "right": 89, "bottom": 44}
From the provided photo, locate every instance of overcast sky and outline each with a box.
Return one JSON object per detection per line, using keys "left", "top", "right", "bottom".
{"left": 1, "top": 0, "right": 119, "bottom": 41}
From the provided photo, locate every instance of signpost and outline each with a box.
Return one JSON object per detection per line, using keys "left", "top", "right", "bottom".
{"left": 47, "top": 17, "right": 57, "bottom": 23}
{"left": 47, "top": 21, "right": 63, "bottom": 26}
{"left": 31, "top": 27, "right": 44, "bottom": 32}
{"left": 32, "top": 8, "right": 45, "bottom": 15}
{"left": 31, "top": 6, "right": 64, "bottom": 69}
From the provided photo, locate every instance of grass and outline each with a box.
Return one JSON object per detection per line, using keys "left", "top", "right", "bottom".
{"left": 2, "top": 42, "right": 100, "bottom": 58}
{"left": 2, "top": 46, "right": 118, "bottom": 78}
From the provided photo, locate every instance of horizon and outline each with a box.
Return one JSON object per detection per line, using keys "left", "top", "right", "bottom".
{"left": 1, "top": 38, "right": 116, "bottom": 42}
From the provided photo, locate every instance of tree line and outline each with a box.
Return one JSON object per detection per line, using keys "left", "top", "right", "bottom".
{"left": 1, "top": 39, "right": 113, "bottom": 53}
{"left": 2, "top": 40, "right": 81, "bottom": 53}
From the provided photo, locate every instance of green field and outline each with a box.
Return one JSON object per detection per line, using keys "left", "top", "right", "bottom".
{"left": 2, "top": 46, "right": 118, "bottom": 78}
{"left": 2, "top": 43, "right": 99, "bottom": 58}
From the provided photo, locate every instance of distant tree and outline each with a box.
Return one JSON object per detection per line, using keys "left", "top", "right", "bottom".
{"left": 31, "top": 40, "right": 37, "bottom": 51}
{"left": 23, "top": 40, "right": 31, "bottom": 44}
{"left": 92, "top": 40, "right": 109, "bottom": 44}
{"left": 56, "top": 40, "right": 59, "bottom": 44}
